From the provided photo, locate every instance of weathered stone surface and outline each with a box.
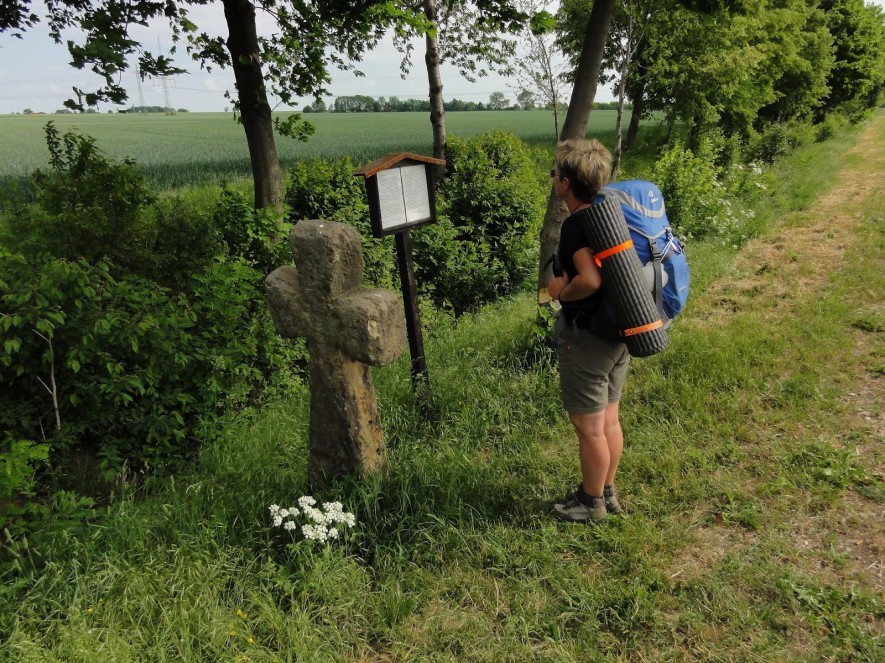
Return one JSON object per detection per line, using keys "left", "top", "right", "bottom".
{"left": 290, "top": 220, "right": 364, "bottom": 304}
{"left": 307, "top": 350, "right": 385, "bottom": 481}
{"left": 266, "top": 219, "right": 405, "bottom": 485}
{"left": 335, "top": 289, "right": 406, "bottom": 366}
{"left": 265, "top": 265, "right": 315, "bottom": 339}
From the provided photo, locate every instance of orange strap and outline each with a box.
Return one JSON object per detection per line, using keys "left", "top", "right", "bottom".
{"left": 594, "top": 239, "right": 634, "bottom": 268}
{"left": 622, "top": 319, "right": 663, "bottom": 337}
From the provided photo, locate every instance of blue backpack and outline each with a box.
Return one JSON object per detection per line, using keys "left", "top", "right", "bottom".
{"left": 592, "top": 180, "right": 690, "bottom": 326}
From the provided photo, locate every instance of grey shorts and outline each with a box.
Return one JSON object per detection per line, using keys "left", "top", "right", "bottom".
{"left": 556, "top": 324, "right": 630, "bottom": 414}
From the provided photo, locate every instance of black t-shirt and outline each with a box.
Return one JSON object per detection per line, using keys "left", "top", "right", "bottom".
{"left": 557, "top": 210, "right": 604, "bottom": 316}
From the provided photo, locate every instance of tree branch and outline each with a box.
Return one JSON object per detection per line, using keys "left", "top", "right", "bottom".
{"left": 32, "top": 329, "right": 61, "bottom": 432}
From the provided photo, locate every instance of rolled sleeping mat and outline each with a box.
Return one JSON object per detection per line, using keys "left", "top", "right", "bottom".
{"left": 577, "top": 198, "right": 669, "bottom": 357}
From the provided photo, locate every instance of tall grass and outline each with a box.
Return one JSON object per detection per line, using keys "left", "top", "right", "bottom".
{"left": 2, "top": 116, "right": 882, "bottom": 661}
{"left": 0, "top": 110, "right": 636, "bottom": 190}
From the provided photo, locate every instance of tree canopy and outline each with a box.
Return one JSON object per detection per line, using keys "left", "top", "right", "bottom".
{"left": 559, "top": 0, "right": 884, "bottom": 141}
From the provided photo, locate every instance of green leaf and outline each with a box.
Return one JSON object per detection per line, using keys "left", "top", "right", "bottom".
{"left": 3, "top": 338, "right": 22, "bottom": 355}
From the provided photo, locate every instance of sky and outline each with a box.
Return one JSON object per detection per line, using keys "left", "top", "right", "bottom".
{"left": 2, "top": 1, "right": 883, "bottom": 116}
{"left": 0, "top": 2, "right": 585, "bottom": 115}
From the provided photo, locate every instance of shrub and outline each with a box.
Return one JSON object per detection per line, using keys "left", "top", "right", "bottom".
{"left": 814, "top": 113, "right": 850, "bottom": 143}
{"left": 421, "top": 131, "right": 545, "bottom": 314}
{"left": 651, "top": 138, "right": 760, "bottom": 244}
{"left": 0, "top": 250, "right": 302, "bottom": 477}
{"left": 0, "top": 126, "right": 306, "bottom": 482}
{"left": 285, "top": 157, "right": 396, "bottom": 288}
{"left": 652, "top": 139, "right": 726, "bottom": 240}
{"left": 135, "top": 192, "right": 224, "bottom": 289}
{"left": 5, "top": 122, "right": 155, "bottom": 265}
{"left": 0, "top": 437, "right": 48, "bottom": 503}
{"left": 214, "top": 188, "right": 292, "bottom": 275}
{"left": 284, "top": 137, "right": 547, "bottom": 317}
{"left": 0, "top": 436, "right": 51, "bottom": 563}
{"left": 747, "top": 120, "right": 815, "bottom": 164}
{"left": 698, "top": 127, "right": 745, "bottom": 171}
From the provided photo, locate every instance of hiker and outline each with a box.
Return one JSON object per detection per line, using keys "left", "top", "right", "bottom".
{"left": 546, "top": 138, "right": 628, "bottom": 523}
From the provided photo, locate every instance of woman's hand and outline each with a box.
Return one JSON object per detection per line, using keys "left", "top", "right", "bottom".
{"left": 547, "top": 274, "right": 569, "bottom": 302}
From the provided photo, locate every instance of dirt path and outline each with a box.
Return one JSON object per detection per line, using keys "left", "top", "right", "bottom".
{"left": 705, "top": 117, "right": 884, "bottom": 451}
{"left": 674, "top": 115, "right": 885, "bottom": 602}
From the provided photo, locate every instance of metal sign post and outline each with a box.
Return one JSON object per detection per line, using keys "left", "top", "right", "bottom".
{"left": 394, "top": 229, "right": 427, "bottom": 388}
{"left": 355, "top": 153, "right": 445, "bottom": 393}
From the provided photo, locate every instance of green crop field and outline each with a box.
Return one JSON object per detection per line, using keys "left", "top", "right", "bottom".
{"left": 0, "top": 110, "right": 636, "bottom": 189}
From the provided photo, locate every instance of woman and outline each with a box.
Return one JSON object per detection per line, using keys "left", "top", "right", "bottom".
{"left": 546, "top": 138, "right": 628, "bottom": 523}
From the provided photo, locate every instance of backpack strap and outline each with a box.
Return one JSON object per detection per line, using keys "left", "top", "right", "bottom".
{"left": 626, "top": 223, "right": 667, "bottom": 319}
{"left": 647, "top": 233, "right": 664, "bottom": 318}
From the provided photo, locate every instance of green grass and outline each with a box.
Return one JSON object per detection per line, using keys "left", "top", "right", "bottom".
{"left": 0, "top": 110, "right": 636, "bottom": 190}
{"left": 2, "top": 116, "right": 883, "bottom": 661}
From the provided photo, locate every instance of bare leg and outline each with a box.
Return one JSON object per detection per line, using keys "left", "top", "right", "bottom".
{"left": 568, "top": 410, "right": 609, "bottom": 498}
{"left": 603, "top": 401, "right": 623, "bottom": 486}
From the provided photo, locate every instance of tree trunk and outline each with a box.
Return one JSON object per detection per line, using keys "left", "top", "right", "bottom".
{"left": 612, "top": 14, "right": 635, "bottom": 181}
{"left": 557, "top": 0, "right": 616, "bottom": 142}
{"left": 223, "top": 0, "right": 283, "bottom": 211}
{"left": 612, "top": 102, "right": 624, "bottom": 181}
{"left": 625, "top": 39, "right": 647, "bottom": 152}
{"left": 537, "top": 0, "right": 615, "bottom": 290}
{"left": 625, "top": 84, "right": 645, "bottom": 151}
{"left": 424, "top": 0, "right": 447, "bottom": 180}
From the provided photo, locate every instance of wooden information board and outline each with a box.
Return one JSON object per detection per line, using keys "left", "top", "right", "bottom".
{"left": 355, "top": 153, "right": 444, "bottom": 238}
{"left": 355, "top": 153, "right": 446, "bottom": 395}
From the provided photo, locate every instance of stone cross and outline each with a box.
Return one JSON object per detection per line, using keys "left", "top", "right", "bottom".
{"left": 265, "top": 219, "right": 406, "bottom": 485}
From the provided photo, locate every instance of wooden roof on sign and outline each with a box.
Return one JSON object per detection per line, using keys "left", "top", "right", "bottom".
{"left": 354, "top": 152, "right": 446, "bottom": 178}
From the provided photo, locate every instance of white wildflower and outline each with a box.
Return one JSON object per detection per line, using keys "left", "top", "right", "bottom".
{"left": 302, "top": 524, "right": 326, "bottom": 541}
{"left": 304, "top": 506, "right": 327, "bottom": 525}
{"left": 271, "top": 496, "right": 354, "bottom": 544}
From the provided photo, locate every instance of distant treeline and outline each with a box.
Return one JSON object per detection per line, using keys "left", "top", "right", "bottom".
{"left": 123, "top": 106, "right": 189, "bottom": 114}
{"left": 16, "top": 106, "right": 189, "bottom": 115}
{"left": 306, "top": 96, "right": 630, "bottom": 113}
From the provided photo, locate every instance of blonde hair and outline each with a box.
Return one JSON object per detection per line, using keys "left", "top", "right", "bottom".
{"left": 555, "top": 138, "right": 612, "bottom": 201}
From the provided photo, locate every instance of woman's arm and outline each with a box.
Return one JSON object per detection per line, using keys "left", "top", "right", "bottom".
{"left": 557, "top": 247, "right": 601, "bottom": 302}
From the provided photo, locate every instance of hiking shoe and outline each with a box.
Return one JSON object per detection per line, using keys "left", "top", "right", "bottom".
{"left": 603, "top": 485, "right": 623, "bottom": 515}
{"left": 552, "top": 492, "right": 607, "bottom": 523}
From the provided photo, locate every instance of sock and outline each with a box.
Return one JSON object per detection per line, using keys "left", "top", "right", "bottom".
{"left": 577, "top": 485, "right": 603, "bottom": 506}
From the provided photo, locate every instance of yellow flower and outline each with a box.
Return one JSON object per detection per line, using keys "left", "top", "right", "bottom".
{"left": 246, "top": 636, "right": 254, "bottom": 644}
{"left": 236, "top": 608, "right": 247, "bottom": 619}
{"left": 86, "top": 607, "right": 94, "bottom": 614}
